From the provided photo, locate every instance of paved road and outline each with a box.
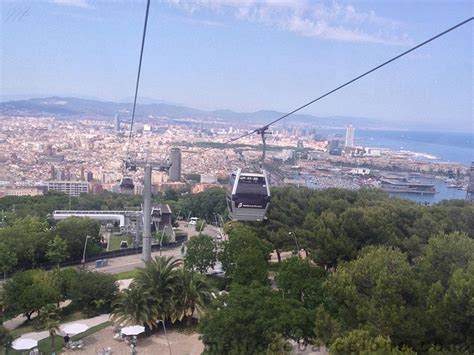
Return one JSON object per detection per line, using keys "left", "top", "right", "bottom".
{"left": 93, "top": 222, "right": 223, "bottom": 274}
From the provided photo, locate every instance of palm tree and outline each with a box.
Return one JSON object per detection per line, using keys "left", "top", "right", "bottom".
{"left": 134, "top": 256, "right": 182, "bottom": 322}
{"left": 173, "top": 270, "right": 215, "bottom": 325}
{"left": 110, "top": 286, "right": 157, "bottom": 328}
{"left": 39, "top": 304, "right": 60, "bottom": 352}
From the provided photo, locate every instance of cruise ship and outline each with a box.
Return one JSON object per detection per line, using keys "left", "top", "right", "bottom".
{"left": 380, "top": 176, "right": 436, "bottom": 195}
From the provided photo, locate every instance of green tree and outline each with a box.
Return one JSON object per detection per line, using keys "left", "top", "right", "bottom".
{"left": 179, "top": 188, "right": 227, "bottom": 220}
{"left": 184, "top": 234, "right": 217, "bottom": 274}
{"left": 69, "top": 271, "right": 118, "bottom": 316}
{"left": 39, "top": 304, "right": 60, "bottom": 352}
{"left": 232, "top": 248, "right": 269, "bottom": 286}
{"left": 54, "top": 268, "right": 78, "bottom": 302}
{"left": 262, "top": 229, "right": 294, "bottom": 263}
{"left": 330, "top": 329, "right": 416, "bottom": 355}
{"left": 111, "top": 286, "right": 157, "bottom": 328}
{"left": 425, "top": 261, "right": 474, "bottom": 348}
{"left": 0, "top": 217, "right": 53, "bottom": 269}
{"left": 266, "top": 333, "right": 292, "bottom": 355}
{"left": 0, "top": 242, "right": 17, "bottom": 280}
{"left": 55, "top": 217, "right": 101, "bottom": 260}
{"left": 134, "top": 256, "right": 182, "bottom": 322}
{"left": 417, "top": 232, "right": 474, "bottom": 287}
{"left": 0, "top": 326, "right": 13, "bottom": 352}
{"left": 314, "top": 305, "right": 343, "bottom": 346}
{"left": 46, "top": 235, "right": 69, "bottom": 267}
{"left": 325, "top": 246, "right": 425, "bottom": 349}
{"left": 277, "top": 257, "right": 326, "bottom": 308}
{"left": 173, "top": 270, "right": 214, "bottom": 324}
{"left": 303, "top": 211, "right": 354, "bottom": 268}
{"left": 219, "top": 224, "right": 272, "bottom": 278}
{"left": 164, "top": 189, "right": 179, "bottom": 201}
{"left": 3, "top": 269, "right": 59, "bottom": 320}
{"left": 199, "top": 284, "right": 313, "bottom": 354}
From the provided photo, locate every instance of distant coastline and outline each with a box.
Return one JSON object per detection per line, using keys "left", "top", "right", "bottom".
{"left": 317, "top": 128, "right": 474, "bottom": 165}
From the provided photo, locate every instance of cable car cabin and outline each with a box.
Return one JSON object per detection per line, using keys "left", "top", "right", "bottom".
{"left": 119, "top": 176, "right": 135, "bottom": 194}
{"left": 226, "top": 168, "right": 270, "bottom": 221}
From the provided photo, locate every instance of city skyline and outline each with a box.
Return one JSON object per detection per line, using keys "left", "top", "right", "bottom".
{"left": 1, "top": 0, "right": 472, "bottom": 131}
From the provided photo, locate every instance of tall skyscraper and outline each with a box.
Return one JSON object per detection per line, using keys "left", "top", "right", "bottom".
{"left": 169, "top": 147, "right": 181, "bottom": 182}
{"left": 466, "top": 162, "right": 474, "bottom": 202}
{"left": 345, "top": 125, "right": 355, "bottom": 148}
{"left": 114, "top": 114, "right": 120, "bottom": 134}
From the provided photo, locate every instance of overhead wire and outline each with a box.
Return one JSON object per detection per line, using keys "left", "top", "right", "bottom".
{"left": 203, "top": 17, "right": 473, "bottom": 152}
{"left": 125, "top": 0, "right": 151, "bottom": 160}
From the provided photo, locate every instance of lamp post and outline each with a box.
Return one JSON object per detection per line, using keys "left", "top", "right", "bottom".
{"left": 288, "top": 231, "right": 301, "bottom": 258}
{"left": 81, "top": 235, "right": 92, "bottom": 267}
{"left": 157, "top": 319, "right": 171, "bottom": 354}
{"left": 159, "top": 226, "right": 167, "bottom": 256}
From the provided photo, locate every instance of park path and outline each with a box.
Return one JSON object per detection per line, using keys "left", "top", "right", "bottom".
{"left": 19, "top": 314, "right": 110, "bottom": 342}
{"left": 3, "top": 280, "right": 133, "bottom": 334}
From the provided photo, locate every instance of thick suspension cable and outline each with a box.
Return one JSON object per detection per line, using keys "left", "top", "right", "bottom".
{"left": 126, "top": 0, "right": 151, "bottom": 159}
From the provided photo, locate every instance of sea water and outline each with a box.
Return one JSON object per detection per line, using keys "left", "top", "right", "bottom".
{"left": 306, "top": 128, "right": 473, "bottom": 203}
{"left": 317, "top": 128, "right": 474, "bottom": 165}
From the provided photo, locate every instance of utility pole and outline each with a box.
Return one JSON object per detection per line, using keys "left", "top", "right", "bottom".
{"left": 289, "top": 231, "right": 301, "bottom": 258}
{"left": 126, "top": 158, "right": 171, "bottom": 263}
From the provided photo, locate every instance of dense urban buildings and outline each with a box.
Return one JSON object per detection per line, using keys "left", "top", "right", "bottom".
{"left": 0, "top": 115, "right": 470, "bottom": 200}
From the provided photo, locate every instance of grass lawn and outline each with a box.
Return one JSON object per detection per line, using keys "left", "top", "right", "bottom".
{"left": 114, "top": 268, "right": 140, "bottom": 280}
{"left": 10, "top": 308, "right": 84, "bottom": 339}
{"left": 8, "top": 321, "right": 111, "bottom": 355}
{"left": 108, "top": 235, "right": 133, "bottom": 251}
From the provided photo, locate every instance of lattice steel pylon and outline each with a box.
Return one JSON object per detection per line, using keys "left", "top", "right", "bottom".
{"left": 466, "top": 162, "right": 474, "bottom": 202}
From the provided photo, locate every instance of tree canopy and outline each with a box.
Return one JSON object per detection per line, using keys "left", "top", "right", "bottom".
{"left": 184, "top": 234, "right": 217, "bottom": 274}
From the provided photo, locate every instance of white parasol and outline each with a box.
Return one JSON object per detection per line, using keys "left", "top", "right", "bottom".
{"left": 61, "top": 323, "right": 90, "bottom": 335}
{"left": 121, "top": 325, "right": 145, "bottom": 336}
{"left": 11, "top": 338, "right": 38, "bottom": 350}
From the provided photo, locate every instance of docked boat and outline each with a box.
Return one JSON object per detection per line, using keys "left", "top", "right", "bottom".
{"left": 380, "top": 177, "right": 436, "bottom": 195}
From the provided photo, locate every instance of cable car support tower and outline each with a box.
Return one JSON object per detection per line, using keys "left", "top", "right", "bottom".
{"left": 125, "top": 158, "right": 171, "bottom": 263}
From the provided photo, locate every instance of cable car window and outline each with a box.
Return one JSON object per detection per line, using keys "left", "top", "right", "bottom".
{"left": 236, "top": 176, "right": 267, "bottom": 196}
{"left": 238, "top": 176, "right": 266, "bottom": 184}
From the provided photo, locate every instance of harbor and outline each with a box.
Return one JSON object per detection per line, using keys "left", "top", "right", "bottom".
{"left": 287, "top": 169, "right": 468, "bottom": 204}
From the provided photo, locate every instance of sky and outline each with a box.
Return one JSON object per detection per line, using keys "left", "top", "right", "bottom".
{"left": 1, "top": 0, "right": 473, "bottom": 131}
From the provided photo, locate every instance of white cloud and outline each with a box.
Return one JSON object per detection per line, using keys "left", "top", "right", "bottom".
{"left": 168, "top": 0, "right": 409, "bottom": 45}
{"left": 52, "top": 0, "right": 94, "bottom": 9}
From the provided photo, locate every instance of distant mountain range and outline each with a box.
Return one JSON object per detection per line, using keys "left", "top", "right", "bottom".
{"left": 0, "top": 96, "right": 384, "bottom": 128}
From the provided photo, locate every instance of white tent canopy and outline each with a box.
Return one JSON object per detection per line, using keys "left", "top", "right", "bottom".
{"left": 121, "top": 325, "right": 145, "bottom": 336}
{"left": 12, "top": 338, "right": 38, "bottom": 350}
{"left": 61, "top": 323, "right": 90, "bottom": 335}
